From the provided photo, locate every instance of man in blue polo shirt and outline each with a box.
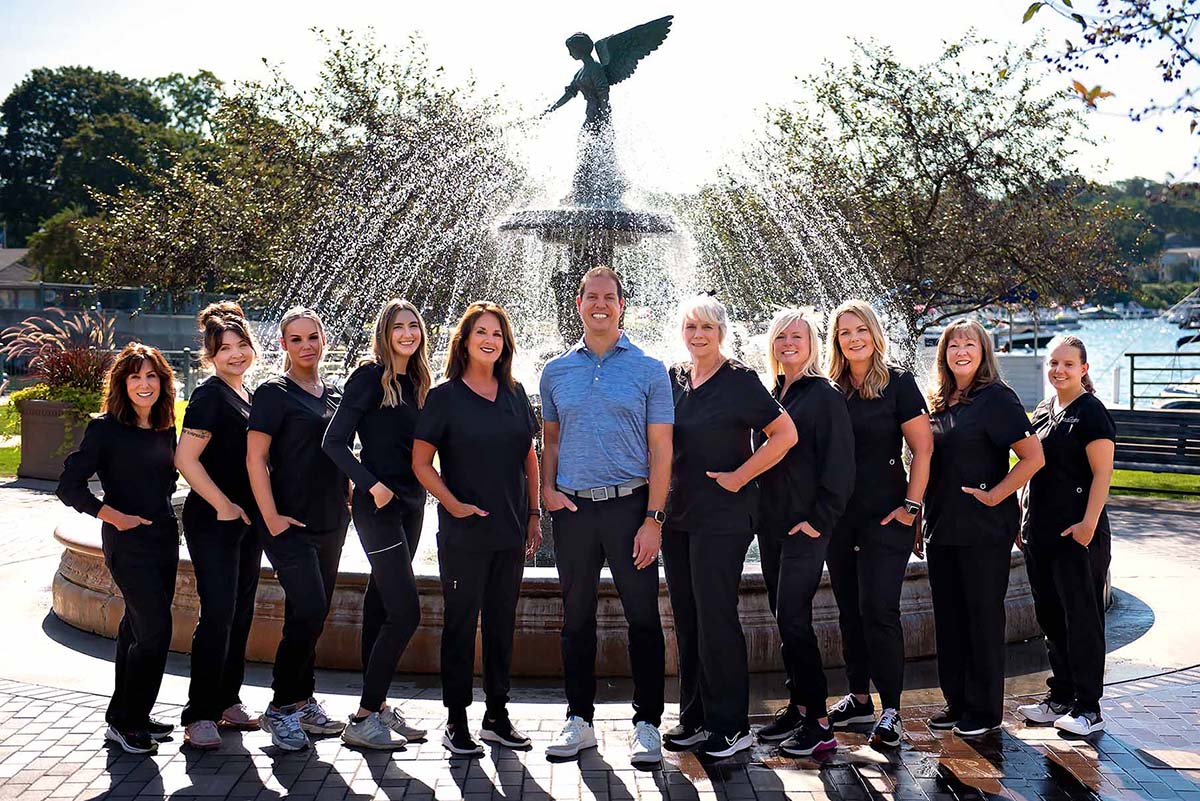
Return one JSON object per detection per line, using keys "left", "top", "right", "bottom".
{"left": 539, "top": 266, "right": 674, "bottom": 766}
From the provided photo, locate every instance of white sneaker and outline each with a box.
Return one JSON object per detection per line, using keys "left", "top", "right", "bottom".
{"left": 546, "top": 715, "right": 597, "bottom": 757}
{"left": 1054, "top": 708, "right": 1105, "bottom": 736}
{"left": 380, "top": 705, "right": 427, "bottom": 740}
{"left": 341, "top": 712, "right": 408, "bottom": 750}
{"left": 629, "top": 721, "right": 662, "bottom": 765}
{"left": 1017, "top": 696, "right": 1072, "bottom": 724}
{"left": 298, "top": 698, "right": 345, "bottom": 735}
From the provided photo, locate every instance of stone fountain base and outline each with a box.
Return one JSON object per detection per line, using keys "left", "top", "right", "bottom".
{"left": 50, "top": 511, "right": 1042, "bottom": 677}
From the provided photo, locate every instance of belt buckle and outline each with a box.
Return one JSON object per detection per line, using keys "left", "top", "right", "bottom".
{"left": 589, "top": 486, "right": 612, "bottom": 502}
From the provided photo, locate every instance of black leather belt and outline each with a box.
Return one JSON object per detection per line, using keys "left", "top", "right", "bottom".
{"left": 559, "top": 478, "right": 648, "bottom": 502}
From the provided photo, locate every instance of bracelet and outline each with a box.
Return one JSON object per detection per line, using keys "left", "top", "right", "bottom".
{"left": 528, "top": 509, "right": 542, "bottom": 518}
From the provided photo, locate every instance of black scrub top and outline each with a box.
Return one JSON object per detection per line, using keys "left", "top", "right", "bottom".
{"left": 56, "top": 414, "right": 178, "bottom": 524}
{"left": 181, "top": 375, "right": 254, "bottom": 524}
{"left": 756, "top": 375, "right": 855, "bottom": 537}
{"left": 248, "top": 375, "right": 347, "bottom": 530}
{"left": 666, "top": 360, "right": 784, "bottom": 535}
{"left": 413, "top": 378, "right": 538, "bottom": 552}
{"left": 843, "top": 367, "right": 928, "bottom": 524}
{"left": 926, "top": 382, "right": 1033, "bottom": 547}
{"left": 322, "top": 362, "right": 426, "bottom": 515}
{"left": 1023, "top": 391, "right": 1115, "bottom": 548}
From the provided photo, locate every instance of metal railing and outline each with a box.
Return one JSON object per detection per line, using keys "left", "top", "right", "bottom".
{"left": 1126, "top": 352, "right": 1200, "bottom": 409}
{"left": 0, "top": 281, "right": 262, "bottom": 318}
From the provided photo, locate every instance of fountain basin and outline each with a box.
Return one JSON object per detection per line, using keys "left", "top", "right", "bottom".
{"left": 50, "top": 511, "right": 1042, "bottom": 677}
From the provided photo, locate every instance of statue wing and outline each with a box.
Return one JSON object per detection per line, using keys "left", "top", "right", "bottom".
{"left": 595, "top": 15, "right": 673, "bottom": 86}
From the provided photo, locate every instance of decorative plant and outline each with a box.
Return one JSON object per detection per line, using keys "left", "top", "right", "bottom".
{"left": 0, "top": 307, "right": 116, "bottom": 416}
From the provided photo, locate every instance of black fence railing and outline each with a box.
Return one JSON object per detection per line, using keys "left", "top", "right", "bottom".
{"left": 0, "top": 282, "right": 262, "bottom": 318}
{"left": 1126, "top": 352, "right": 1200, "bottom": 410}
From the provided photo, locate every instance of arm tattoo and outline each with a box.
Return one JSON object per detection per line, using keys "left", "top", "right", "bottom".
{"left": 182, "top": 428, "right": 211, "bottom": 441}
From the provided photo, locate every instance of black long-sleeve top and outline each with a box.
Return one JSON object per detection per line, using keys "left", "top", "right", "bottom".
{"left": 322, "top": 362, "right": 425, "bottom": 511}
{"left": 56, "top": 414, "right": 178, "bottom": 523}
{"left": 756, "top": 375, "right": 856, "bottom": 537}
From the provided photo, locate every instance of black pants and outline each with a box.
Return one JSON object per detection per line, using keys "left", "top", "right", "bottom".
{"left": 260, "top": 521, "right": 349, "bottom": 708}
{"left": 437, "top": 544, "right": 524, "bottom": 720}
{"left": 552, "top": 488, "right": 665, "bottom": 726}
{"left": 1024, "top": 533, "right": 1110, "bottom": 713}
{"left": 101, "top": 521, "right": 179, "bottom": 731}
{"left": 758, "top": 524, "right": 831, "bottom": 718}
{"left": 354, "top": 491, "right": 424, "bottom": 712}
{"left": 825, "top": 518, "right": 912, "bottom": 710}
{"left": 181, "top": 514, "right": 262, "bottom": 725}
{"left": 662, "top": 528, "right": 753, "bottom": 736}
{"left": 927, "top": 541, "right": 1011, "bottom": 726}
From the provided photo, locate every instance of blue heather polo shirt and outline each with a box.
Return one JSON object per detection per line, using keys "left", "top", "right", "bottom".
{"left": 539, "top": 332, "right": 674, "bottom": 490}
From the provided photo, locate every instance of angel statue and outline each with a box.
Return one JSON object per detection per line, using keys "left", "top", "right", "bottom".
{"left": 542, "top": 15, "right": 673, "bottom": 208}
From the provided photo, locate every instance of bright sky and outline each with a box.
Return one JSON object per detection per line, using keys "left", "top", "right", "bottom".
{"left": 3, "top": 0, "right": 1195, "bottom": 193}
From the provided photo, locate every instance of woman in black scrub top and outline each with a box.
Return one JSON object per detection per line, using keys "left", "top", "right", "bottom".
{"left": 247, "top": 307, "right": 349, "bottom": 751}
{"left": 753, "top": 308, "right": 855, "bottom": 758}
{"left": 57, "top": 344, "right": 178, "bottom": 755}
{"left": 175, "top": 302, "right": 262, "bottom": 750}
{"left": 823, "top": 299, "right": 932, "bottom": 749}
{"left": 322, "top": 298, "right": 431, "bottom": 750}
{"left": 1016, "top": 336, "right": 1113, "bottom": 737}
{"left": 923, "top": 319, "right": 1043, "bottom": 737}
{"left": 661, "top": 295, "right": 797, "bottom": 760}
{"left": 412, "top": 301, "right": 541, "bottom": 758}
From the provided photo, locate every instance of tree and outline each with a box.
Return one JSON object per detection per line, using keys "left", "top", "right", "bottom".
{"left": 688, "top": 37, "right": 1137, "bottom": 351}
{"left": 24, "top": 206, "right": 101, "bottom": 282}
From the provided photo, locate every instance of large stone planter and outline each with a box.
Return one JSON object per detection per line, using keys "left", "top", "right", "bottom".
{"left": 17, "top": 399, "right": 87, "bottom": 481}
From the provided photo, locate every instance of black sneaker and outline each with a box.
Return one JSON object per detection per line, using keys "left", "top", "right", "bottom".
{"left": 442, "top": 722, "right": 484, "bottom": 756}
{"left": 952, "top": 717, "right": 1001, "bottom": 737}
{"left": 143, "top": 718, "right": 175, "bottom": 741}
{"left": 928, "top": 706, "right": 960, "bottom": 730}
{"left": 827, "top": 694, "right": 875, "bottom": 727}
{"left": 662, "top": 723, "right": 707, "bottom": 751}
{"left": 757, "top": 705, "right": 804, "bottom": 742}
{"left": 780, "top": 720, "right": 837, "bottom": 757}
{"left": 870, "top": 708, "right": 902, "bottom": 748}
{"left": 104, "top": 726, "right": 157, "bottom": 755}
{"left": 702, "top": 729, "right": 754, "bottom": 759}
{"left": 480, "top": 715, "right": 532, "bottom": 748}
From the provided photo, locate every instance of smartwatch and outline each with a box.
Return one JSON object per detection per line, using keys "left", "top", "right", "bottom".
{"left": 903, "top": 499, "right": 923, "bottom": 516}
{"left": 646, "top": 509, "right": 666, "bottom": 524}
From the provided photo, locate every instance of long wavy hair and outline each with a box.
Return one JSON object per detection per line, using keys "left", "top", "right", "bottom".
{"left": 102, "top": 343, "right": 176, "bottom": 430}
{"left": 443, "top": 301, "right": 517, "bottom": 389}
{"left": 366, "top": 299, "right": 431, "bottom": 408}
{"left": 766, "top": 308, "right": 825, "bottom": 382}
{"left": 197, "top": 301, "right": 257, "bottom": 370}
{"left": 278, "top": 307, "right": 325, "bottom": 372}
{"left": 825, "top": 299, "right": 891, "bottom": 400}
{"left": 928, "top": 318, "right": 1004, "bottom": 413}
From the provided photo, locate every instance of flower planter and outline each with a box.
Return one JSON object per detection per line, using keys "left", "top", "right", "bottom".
{"left": 17, "top": 399, "right": 88, "bottom": 481}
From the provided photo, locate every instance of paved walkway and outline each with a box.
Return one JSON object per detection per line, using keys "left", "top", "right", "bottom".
{"left": 0, "top": 480, "right": 1197, "bottom": 801}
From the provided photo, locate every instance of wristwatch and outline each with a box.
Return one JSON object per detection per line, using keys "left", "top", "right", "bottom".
{"left": 903, "top": 499, "right": 923, "bottom": 515}
{"left": 646, "top": 509, "right": 666, "bottom": 524}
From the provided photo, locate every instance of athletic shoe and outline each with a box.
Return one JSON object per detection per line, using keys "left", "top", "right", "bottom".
{"left": 298, "top": 698, "right": 345, "bottom": 735}
{"left": 927, "top": 707, "right": 961, "bottom": 730}
{"left": 260, "top": 705, "right": 309, "bottom": 751}
{"left": 702, "top": 730, "right": 754, "bottom": 759}
{"left": 546, "top": 715, "right": 597, "bottom": 758}
{"left": 144, "top": 717, "right": 174, "bottom": 741}
{"left": 1017, "top": 696, "right": 1072, "bottom": 725}
{"left": 380, "top": 705, "right": 427, "bottom": 741}
{"left": 442, "top": 723, "right": 484, "bottom": 756}
{"left": 662, "top": 723, "right": 708, "bottom": 751}
{"left": 827, "top": 694, "right": 875, "bottom": 727}
{"left": 480, "top": 715, "right": 532, "bottom": 748}
{"left": 757, "top": 705, "right": 804, "bottom": 742}
{"left": 219, "top": 703, "right": 260, "bottom": 730}
{"left": 780, "top": 720, "right": 837, "bottom": 757}
{"left": 870, "top": 708, "right": 902, "bottom": 748}
{"left": 952, "top": 717, "right": 1001, "bottom": 737}
{"left": 342, "top": 712, "right": 408, "bottom": 750}
{"left": 105, "top": 726, "right": 157, "bottom": 755}
{"left": 183, "top": 720, "right": 222, "bottom": 750}
{"left": 629, "top": 721, "right": 662, "bottom": 766}
{"left": 1054, "top": 708, "right": 1105, "bottom": 736}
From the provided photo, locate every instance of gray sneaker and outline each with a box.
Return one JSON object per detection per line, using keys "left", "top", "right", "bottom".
{"left": 298, "top": 698, "right": 345, "bottom": 735}
{"left": 342, "top": 712, "right": 408, "bottom": 750}
{"left": 260, "top": 706, "right": 309, "bottom": 751}
{"left": 380, "top": 705, "right": 427, "bottom": 740}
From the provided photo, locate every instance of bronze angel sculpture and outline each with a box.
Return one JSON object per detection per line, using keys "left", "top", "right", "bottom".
{"left": 543, "top": 15, "right": 674, "bottom": 207}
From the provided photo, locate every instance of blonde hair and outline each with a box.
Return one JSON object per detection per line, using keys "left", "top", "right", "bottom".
{"left": 1046, "top": 334, "right": 1096, "bottom": 394}
{"left": 825, "top": 299, "right": 891, "bottom": 400}
{"left": 766, "top": 308, "right": 825, "bottom": 381}
{"left": 677, "top": 294, "right": 729, "bottom": 352}
{"left": 927, "top": 318, "right": 1004, "bottom": 413}
{"left": 279, "top": 307, "right": 326, "bottom": 372}
{"left": 367, "top": 299, "right": 431, "bottom": 408}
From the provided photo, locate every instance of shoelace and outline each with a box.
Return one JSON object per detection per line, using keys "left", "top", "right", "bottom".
{"left": 561, "top": 718, "right": 585, "bottom": 740}
{"left": 773, "top": 705, "right": 795, "bottom": 722}
{"left": 831, "top": 694, "right": 856, "bottom": 713}
{"left": 633, "top": 724, "right": 658, "bottom": 749}
{"left": 275, "top": 710, "right": 304, "bottom": 738}
{"left": 302, "top": 702, "right": 329, "bottom": 724}
{"left": 878, "top": 709, "right": 900, "bottom": 730}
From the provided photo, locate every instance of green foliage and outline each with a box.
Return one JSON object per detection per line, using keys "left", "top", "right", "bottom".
{"left": 10, "top": 382, "right": 102, "bottom": 416}
{"left": 1134, "top": 281, "right": 1200, "bottom": 309}
{"left": 24, "top": 206, "right": 101, "bottom": 282}
{"left": 1110, "top": 467, "right": 1200, "bottom": 499}
{"left": 0, "top": 399, "right": 18, "bottom": 437}
{"left": 0, "top": 446, "right": 18, "bottom": 477}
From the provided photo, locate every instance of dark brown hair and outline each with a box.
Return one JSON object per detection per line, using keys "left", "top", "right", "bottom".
{"left": 443, "top": 301, "right": 517, "bottom": 389}
{"left": 197, "top": 301, "right": 257, "bottom": 368}
{"left": 576, "top": 266, "right": 625, "bottom": 301}
{"left": 927, "top": 319, "right": 1004, "bottom": 413}
{"left": 102, "top": 343, "right": 176, "bottom": 430}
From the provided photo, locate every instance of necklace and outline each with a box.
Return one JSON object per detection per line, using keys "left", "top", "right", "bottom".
{"left": 286, "top": 371, "right": 323, "bottom": 396}
{"left": 690, "top": 357, "right": 726, "bottom": 387}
